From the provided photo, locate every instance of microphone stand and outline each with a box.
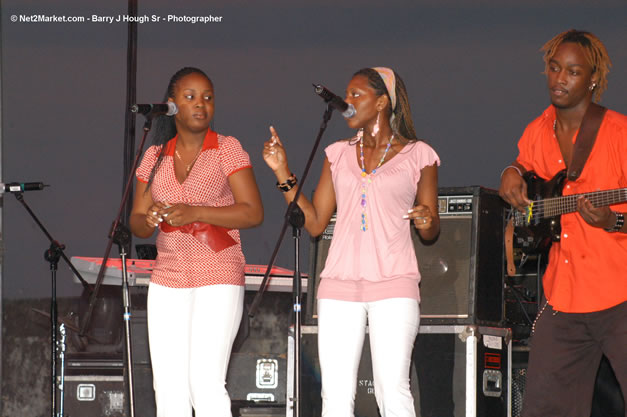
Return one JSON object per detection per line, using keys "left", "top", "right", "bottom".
{"left": 45, "top": 242, "right": 62, "bottom": 417}
{"left": 9, "top": 192, "right": 90, "bottom": 417}
{"left": 249, "top": 103, "right": 335, "bottom": 417}
{"left": 79, "top": 116, "right": 155, "bottom": 417}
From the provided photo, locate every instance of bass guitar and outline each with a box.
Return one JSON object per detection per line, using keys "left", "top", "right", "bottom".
{"left": 512, "top": 170, "right": 627, "bottom": 254}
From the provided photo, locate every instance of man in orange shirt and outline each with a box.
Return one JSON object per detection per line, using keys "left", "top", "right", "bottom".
{"left": 499, "top": 29, "right": 627, "bottom": 417}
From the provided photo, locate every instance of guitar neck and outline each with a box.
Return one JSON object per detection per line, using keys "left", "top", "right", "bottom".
{"left": 538, "top": 188, "right": 627, "bottom": 218}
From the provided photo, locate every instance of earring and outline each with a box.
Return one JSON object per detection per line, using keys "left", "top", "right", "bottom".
{"left": 371, "top": 112, "right": 380, "bottom": 136}
{"left": 589, "top": 83, "right": 597, "bottom": 91}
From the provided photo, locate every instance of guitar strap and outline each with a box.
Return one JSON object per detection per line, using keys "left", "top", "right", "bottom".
{"left": 567, "top": 102, "right": 607, "bottom": 181}
{"left": 505, "top": 217, "right": 516, "bottom": 277}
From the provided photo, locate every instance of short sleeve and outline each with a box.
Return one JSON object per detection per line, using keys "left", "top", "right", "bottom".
{"left": 136, "top": 145, "right": 162, "bottom": 183}
{"left": 412, "top": 141, "right": 441, "bottom": 185}
{"left": 515, "top": 124, "right": 537, "bottom": 173}
{"left": 324, "top": 140, "right": 351, "bottom": 166}
{"left": 514, "top": 107, "right": 554, "bottom": 175}
{"left": 612, "top": 114, "right": 627, "bottom": 180}
{"left": 219, "top": 136, "right": 252, "bottom": 176}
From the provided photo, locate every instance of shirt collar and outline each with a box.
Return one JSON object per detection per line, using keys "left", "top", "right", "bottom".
{"left": 163, "top": 128, "right": 218, "bottom": 156}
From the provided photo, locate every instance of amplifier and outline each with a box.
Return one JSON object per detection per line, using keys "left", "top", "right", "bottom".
{"left": 306, "top": 186, "right": 506, "bottom": 325}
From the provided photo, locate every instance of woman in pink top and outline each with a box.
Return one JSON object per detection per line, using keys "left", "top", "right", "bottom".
{"left": 130, "top": 67, "right": 263, "bottom": 417}
{"left": 263, "top": 67, "right": 440, "bottom": 416}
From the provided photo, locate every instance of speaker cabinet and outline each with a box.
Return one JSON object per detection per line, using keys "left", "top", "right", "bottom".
{"left": 307, "top": 186, "right": 506, "bottom": 325}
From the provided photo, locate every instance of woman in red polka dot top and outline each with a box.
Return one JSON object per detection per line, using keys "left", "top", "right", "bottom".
{"left": 130, "top": 67, "right": 264, "bottom": 417}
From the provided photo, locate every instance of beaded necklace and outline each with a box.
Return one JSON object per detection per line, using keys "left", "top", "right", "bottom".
{"left": 359, "top": 131, "right": 393, "bottom": 231}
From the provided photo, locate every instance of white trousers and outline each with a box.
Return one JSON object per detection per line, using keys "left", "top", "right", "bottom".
{"left": 317, "top": 298, "right": 420, "bottom": 417}
{"left": 147, "top": 283, "right": 244, "bottom": 417}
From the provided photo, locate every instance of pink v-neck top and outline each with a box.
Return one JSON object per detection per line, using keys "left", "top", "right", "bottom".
{"left": 317, "top": 138, "right": 440, "bottom": 302}
{"left": 136, "top": 129, "right": 251, "bottom": 288}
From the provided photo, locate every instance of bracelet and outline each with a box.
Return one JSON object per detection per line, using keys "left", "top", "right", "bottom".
{"left": 500, "top": 165, "right": 523, "bottom": 179}
{"left": 276, "top": 173, "right": 298, "bottom": 192}
{"left": 604, "top": 211, "right": 624, "bottom": 233}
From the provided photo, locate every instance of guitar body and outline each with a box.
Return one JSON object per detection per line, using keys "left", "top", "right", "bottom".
{"left": 515, "top": 170, "right": 567, "bottom": 254}
{"left": 511, "top": 170, "right": 626, "bottom": 255}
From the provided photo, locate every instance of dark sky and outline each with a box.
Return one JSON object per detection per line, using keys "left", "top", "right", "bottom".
{"left": 2, "top": 0, "right": 626, "bottom": 298}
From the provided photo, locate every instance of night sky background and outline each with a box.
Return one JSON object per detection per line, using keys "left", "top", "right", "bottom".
{"left": 1, "top": 0, "right": 626, "bottom": 299}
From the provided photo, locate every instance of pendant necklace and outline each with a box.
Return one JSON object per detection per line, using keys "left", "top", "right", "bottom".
{"left": 175, "top": 144, "right": 202, "bottom": 174}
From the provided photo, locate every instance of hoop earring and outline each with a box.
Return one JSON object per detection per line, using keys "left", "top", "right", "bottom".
{"left": 371, "top": 112, "right": 380, "bottom": 136}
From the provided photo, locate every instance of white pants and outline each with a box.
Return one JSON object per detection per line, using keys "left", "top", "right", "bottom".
{"left": 147, "top": 283, "right": 244, "bottom": 417}
{"left": 318, "top": 298, "right": 420, "bottom": 417}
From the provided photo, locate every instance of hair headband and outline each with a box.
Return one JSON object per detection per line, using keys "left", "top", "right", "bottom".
{"left": 372, "top": 67, "right": 397, "bottom": 111}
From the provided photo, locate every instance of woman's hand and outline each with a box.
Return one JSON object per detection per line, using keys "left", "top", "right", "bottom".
{"left": 159, "top": 203, "right": 199, "bottom": 227}
{"left": 263, "top": 126, "right": 289, "bottom": 175}
{"left": 404, "top": 204, "right": 434, "bottom": 230}
{"left": 145, "top": 202, "right": 168, "bottom": 228}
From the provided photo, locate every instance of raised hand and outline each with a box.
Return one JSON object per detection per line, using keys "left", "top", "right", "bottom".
{"left": 262, "top": 126, "right": 290, "bottom": 174}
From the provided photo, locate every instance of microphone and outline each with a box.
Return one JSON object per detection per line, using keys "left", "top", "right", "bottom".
{"left": 1, "top": 182, "right": 47, "bottom": 193}
{"left": 312, "top": 84, "right": 356, "bottom": 118}
{"left": 130, "top": 102, "right": 178, "bottom": 116}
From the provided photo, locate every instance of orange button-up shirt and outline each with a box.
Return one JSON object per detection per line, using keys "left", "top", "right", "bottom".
{"left": 516, "top": 105, "right": 627, "bottom": 312}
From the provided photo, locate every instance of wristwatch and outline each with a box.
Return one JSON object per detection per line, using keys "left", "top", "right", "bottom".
{"left": 604, "top": 211, "right": 624, "bottom": 233}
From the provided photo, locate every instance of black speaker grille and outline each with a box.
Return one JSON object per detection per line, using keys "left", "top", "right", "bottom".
{"left": 307, "top": 186, "right": 505, "bottom": 325}
{"left": 414, "top": 216, "right": 472, "bottom": 319}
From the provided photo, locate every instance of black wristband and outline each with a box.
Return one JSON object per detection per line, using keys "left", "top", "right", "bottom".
{"left": 276, "top": 173, "right": 297, "bottom": 192}
{"left": 604, "top": 211, "right": 624, "bottom": 233}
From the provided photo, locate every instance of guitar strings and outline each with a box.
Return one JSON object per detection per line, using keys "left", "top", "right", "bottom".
{"left": 522, "top": 188, "right": 627, "bottom": 220}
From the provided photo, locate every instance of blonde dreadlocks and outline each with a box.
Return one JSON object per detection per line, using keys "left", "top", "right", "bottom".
{"left": 542, "top": 29, "right": 612, "bottom": 102}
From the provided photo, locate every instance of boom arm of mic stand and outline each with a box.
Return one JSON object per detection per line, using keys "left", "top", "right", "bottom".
{"left": 12, "top": 193, "right": 91, "bottom": 292}
{"left": 248, "top": 105, "right": 334, "bottom": 317}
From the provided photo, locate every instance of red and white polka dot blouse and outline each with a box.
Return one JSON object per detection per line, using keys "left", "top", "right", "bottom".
{"left": 136, "top": 129, "right": 252, "bottom": 288}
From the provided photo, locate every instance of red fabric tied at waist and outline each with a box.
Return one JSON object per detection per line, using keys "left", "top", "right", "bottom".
{"left": 160, "top": 221, "right": 237, "bottom": 252}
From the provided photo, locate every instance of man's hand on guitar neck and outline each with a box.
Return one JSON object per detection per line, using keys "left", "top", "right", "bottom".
{"left": 499, "top": 165, "right": 531, "bottom": 211}
{"left": 577, "top": 197, "right": 615, "bottom": 230}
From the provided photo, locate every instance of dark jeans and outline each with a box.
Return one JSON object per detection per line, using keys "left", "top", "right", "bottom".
{"left": 522, "top": 300, "right": 627, "bottom": 417}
